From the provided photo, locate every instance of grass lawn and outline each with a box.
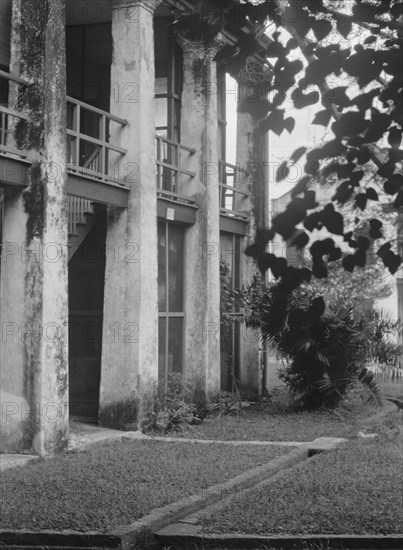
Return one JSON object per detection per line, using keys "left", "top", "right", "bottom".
{"left": 0, "top": 439, "right": 289, "bottom": 533}
{"left": 163, "top": 381, "right": 402, "bottom": 442}
{"left": 202, "top": 434, "right": 403, "bottom": 535}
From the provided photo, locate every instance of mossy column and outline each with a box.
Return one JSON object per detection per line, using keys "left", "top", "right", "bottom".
{"left": 100, "top": 0, "right": 160, "bottom": 428}
{"left": 179, "top": 41, "right": 221, "bottom": 400}
{"left": 1, "top": 0, "right": 69, "bottom": 455}
{"left": 236, "top": 77, "right": 269, "bottom": 395}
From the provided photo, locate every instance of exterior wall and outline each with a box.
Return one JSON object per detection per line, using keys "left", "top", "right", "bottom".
{"left": 0, "top": 0, "right": 69, "bottom": 455}
{"left": 0, "top": 1, "right": 267, "bottom": 452}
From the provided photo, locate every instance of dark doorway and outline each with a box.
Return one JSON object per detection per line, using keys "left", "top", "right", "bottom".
{"left": 68, "top": 206, "right": 106, "bottom": 422}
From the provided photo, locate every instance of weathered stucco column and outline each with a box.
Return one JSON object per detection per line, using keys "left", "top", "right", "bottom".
{"left": 99, "top": 0, "right": 160, "bottom": 429}
{"left": 236, "top": 75, "right": 269, "bottom": 395}
{"left": 0, "top": 0, "right": 69, "bottom": 455}
{"left": 179, "top": 39, "right": 221, "bottom": 400}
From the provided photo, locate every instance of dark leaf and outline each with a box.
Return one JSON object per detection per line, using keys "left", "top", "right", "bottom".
{"left": 259, "top": 109, "right": 285, "bottom": 135}
{"left": 350, "top": 170, "right": 364, "bottom": 186}
{"left": 291, "top": 176, "right": 311, "bottom": 198}
{"left": 366, "top": 187, "right": 378, "bottom": 201}
{"left": 238, "top": 98, "right": 272, "bottom": 118}
{"left": 365, "top": 110, "right": 391, "bottom": 142}
{"left": 303, "top": 190, "right": 318, "bottom": 210}
{"left": 323, "top": 210, "right": 344, "bottom": 235}
{"left": 290, "top": 146, "right": 307, "bottom": 164}
{"left": 364, "top": 35, "right": 377, "bottom": 45}
{"left": 394, "top": 191, "right": 403, "bottom": 208}
{"left": 355, "top": 193, "right": 368, "bottom": 210}
{"left": 284, "top": 117, "right": 295, "bottom": 133}
{"left": 369, "top": 219, "right": 383, "bottom": 239}
{"left": 381, "top": 251, "right": 402, "bottom": 275}
{"left": 322, "top": 86, "right": 350, "bottom": 108}
{"left": 377, "top": 242, "right": 392, "bottom": 260}
{"left": 312, "top": 109, "right": 332, "bottom": 126}
{"left": 342, "top": 255, "right": 356, "bottom": 272}
{"left": 271, "top": 257, "right": 288, "bottom": 278}
{"left": 378, "top": 161, "right": 396, "bottom": 178}
{"left": 313, "top": 19, "right": 332, "bottom": 41}
{"left": 304, "top": 212, "right": 321, "bottom": 232}
{"left": 276, "top": 161, "right": 289, "bottom": 182}
{"left": 332, "top": 112, "right": 369, "bottom": 138}
{"left": 384, "top": 174, "right": 402, "bottom": 195}
{"left": 335, "top": 13, "right": 352, "bottom": 38}
{"left": 349, "top": 88, "right": 381, "bottom": 110}
{"left": 293, "top": 90, "right": 320, "bottom": 109}
{"left": 290, "top": 230, "right": 310, "bottom": 249}
{"left": 388, "top": 127, "right": 402, "bottom": 149}
{"left": 354, "top": 250, "right": 366, "bottom": 268}
{"left": 312, "top": 261, "right": 328, "bottom": 279}
{"left": 257, "top": 252, "right": 274, "bottom": 273}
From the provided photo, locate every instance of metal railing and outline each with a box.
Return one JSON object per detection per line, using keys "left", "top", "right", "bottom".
{"left": 155, "top": 134, "right": 196, "bottom": 204}
{"left": 68, "top": 196, "right": 94, "bottom": 235}
{"left": 0, "top": 70, "right": 30, "bottom": 158}
{"left": 219, "top": 160, "right": 250, "bottom": 221}
{"left": 66, "top": 97, "right": 128, "bottom": 184}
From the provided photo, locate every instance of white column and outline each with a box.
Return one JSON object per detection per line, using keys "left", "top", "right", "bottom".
{"left": 179, "top": 41, "right": 221, "bottom": 399}
{"left": 100, "top": 0, "right": 161, "bottom": 429}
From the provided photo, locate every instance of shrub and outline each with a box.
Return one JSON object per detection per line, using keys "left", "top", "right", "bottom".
{"left": 143, "top": 373, "right": 211, "bottom": 433}
{"left": 238, "top": 279, "right": 386, "bottom": 409}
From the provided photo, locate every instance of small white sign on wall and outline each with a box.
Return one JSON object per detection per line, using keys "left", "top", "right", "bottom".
{"left": 166, "top": 208, "right": 175, "bottom": 221}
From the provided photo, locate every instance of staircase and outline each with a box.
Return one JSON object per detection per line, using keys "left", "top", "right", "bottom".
{"left": 68, "top": 197, "right": 98, "bottom": 261}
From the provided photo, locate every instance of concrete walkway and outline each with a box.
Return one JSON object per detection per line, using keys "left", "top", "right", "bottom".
{"left": 0, "top": 453, "right": 38, "bottom": 472}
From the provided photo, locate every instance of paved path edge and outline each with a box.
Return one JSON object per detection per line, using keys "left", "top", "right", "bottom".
{"left": 111, "top": 446, "right": 309, "bottom": 548}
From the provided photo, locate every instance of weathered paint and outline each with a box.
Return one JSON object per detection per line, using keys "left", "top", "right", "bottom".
{"left": 180, "top": 42, "right": 221, "bottom": 400}
{"left": 0, "top": 0, "right": 69, "bottom": 455}
{"left": 99, "top": 0, "right": 161, "bottom": 430}
{"left": 235, "top": 79, "right": 268, "bottom": 395}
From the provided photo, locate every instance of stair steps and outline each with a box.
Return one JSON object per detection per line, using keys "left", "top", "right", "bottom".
{"left": 68, "top": 197, "right": 99, "bottom": 262}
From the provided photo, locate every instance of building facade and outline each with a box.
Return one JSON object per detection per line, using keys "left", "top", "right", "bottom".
{"left": 0, "top": 0, "right": 267, "bottom": 455}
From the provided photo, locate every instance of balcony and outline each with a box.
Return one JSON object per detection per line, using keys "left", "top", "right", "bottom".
{"left": 0, "top": 70, "right": 129, "bottom": 206}
{"left": 155, "top": 134, "right": 196, "bottom": 206}
{"left": 219, "top": 160, "right": 250, "bottom": 222}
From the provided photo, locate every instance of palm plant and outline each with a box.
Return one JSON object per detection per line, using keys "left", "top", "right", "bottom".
{"left": 239, "top": 280, "right": 384, "bottom": 409}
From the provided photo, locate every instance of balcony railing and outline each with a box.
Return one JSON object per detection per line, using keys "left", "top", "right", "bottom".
{"left": 1, "top": 71, "right": 129, "bottom": 187}
{"left": 66, "top": 97, "right": 128, "bottom": 185}
{"left": 0, "top": 70, "right": 30, "bottom": 158}
{"left": 219, "top": 160, "right": 249, "bottom": 221}
{"left": 155, "top": 134, "right": 196, "bottom": 205}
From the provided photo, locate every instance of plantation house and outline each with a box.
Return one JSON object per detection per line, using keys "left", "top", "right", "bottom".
{"left": 0, "top": 0, "right": 268, "bottom": 455}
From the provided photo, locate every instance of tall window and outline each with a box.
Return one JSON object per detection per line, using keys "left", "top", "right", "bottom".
{"left": 220, "top": 232, "right": 241, "bottom": 392}
{"left": 154, "top": 18, "right": 182, "bottom": 141}
{"left": 158, "top": 221, "right": 185, "bottom": 380}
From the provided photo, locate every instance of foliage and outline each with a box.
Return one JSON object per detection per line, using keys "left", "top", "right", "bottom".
{"left": 358, "top": 309, "right": 403, "bottom": 378}
{"left": 236, "top": 279, "right": 386, "bottom": 408}
{"left": 175, "top": 0, "right": 403, "bottom": 355}
{"left": 143, "top": 373, "right": 212, "bottom": 432}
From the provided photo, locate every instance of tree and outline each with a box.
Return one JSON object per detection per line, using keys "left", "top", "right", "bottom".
{"left": 175, "top": 0, "right": 402, "bottom": 327}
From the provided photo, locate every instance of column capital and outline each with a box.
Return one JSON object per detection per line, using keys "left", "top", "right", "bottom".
{"left": 175, "top": 32, "right": 226, "bottom": 63}
{"left": 111, "top": 0, "right": 162, "bottom": 14}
